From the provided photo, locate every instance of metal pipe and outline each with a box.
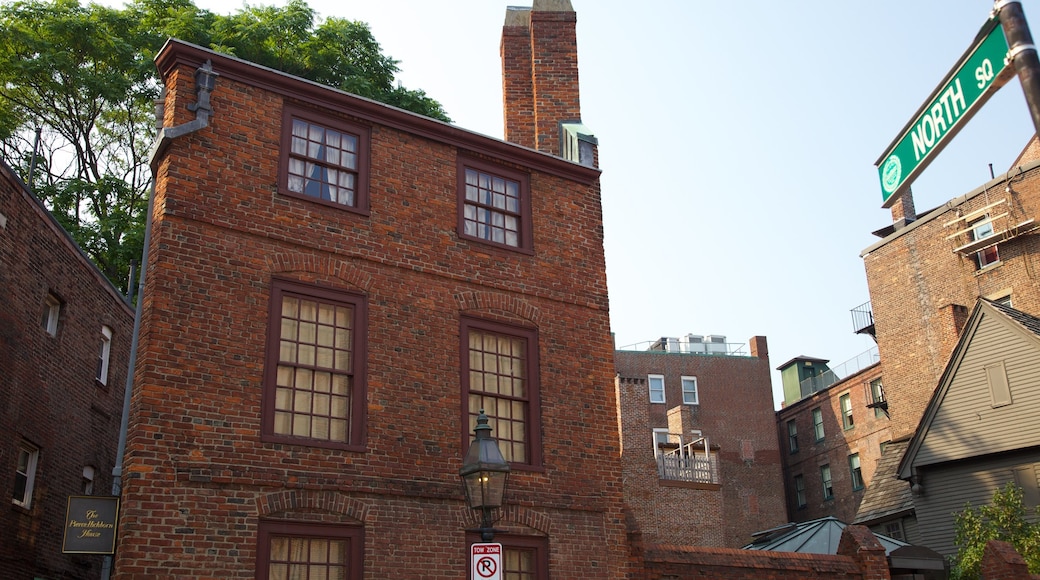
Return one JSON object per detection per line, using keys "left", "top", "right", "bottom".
{"left": 998, "top": 1, "right": 1040, "bottom": 136}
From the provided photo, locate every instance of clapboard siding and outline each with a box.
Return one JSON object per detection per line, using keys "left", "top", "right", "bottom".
{"left": 914, "top": 450, "right": 1040, "bottom": 556}
{"left": 915, "top": 312, "right": 1040, "bottom": 466}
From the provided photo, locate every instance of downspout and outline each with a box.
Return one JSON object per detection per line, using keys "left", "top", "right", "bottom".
{"left": 100, "top": 59, "right": 218, "bottom": 580}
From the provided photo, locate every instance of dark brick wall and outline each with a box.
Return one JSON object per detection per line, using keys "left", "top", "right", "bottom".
{"left": 615, "top": 341, "right": 787, "bottom": 548}
{"left": 112, "top": 32, "right": 628, "bottom": 580}
{"left": 0, "top": 162, "right": 134, "bottom": 579}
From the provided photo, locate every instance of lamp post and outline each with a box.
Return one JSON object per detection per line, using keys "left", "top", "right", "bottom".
{"left": 459, "top": 410, "right": 510, "bottom": 542}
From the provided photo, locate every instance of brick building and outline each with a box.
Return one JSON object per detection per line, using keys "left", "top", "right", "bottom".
{"left": 775, "top": 358, "right": 897, "bottom": 534}
{"left": 112, "top": 2, "right": 631, "bottom": 578}
{"left": 615, "top": 335, "right": 787, "bottom": 548}
{"left": 863, "top": 147, "right": 1040, "bottom": 441}
{"left": 0, "top": 159, "right": 134, "bottom": 578}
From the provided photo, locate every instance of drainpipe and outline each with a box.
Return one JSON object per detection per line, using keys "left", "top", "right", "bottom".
{"left": 100, "top": 59, "right": 218, "bottom": 580}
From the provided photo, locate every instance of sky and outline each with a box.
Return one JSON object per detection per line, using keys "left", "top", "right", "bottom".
{"left": 112, "top": 0, "right": 1038, "bottom": 407}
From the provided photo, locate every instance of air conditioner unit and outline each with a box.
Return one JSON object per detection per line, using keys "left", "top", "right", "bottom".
{"left": 681, "top": 334, "right": 705, "bottom": 353}
{"left": 706, "top": 335, "right": 727, "bottom": 354}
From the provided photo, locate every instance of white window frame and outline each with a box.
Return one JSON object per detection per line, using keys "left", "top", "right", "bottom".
{"left": 96, "top": 326, "right": 113, "bottom": 385}
{"left": 681, "top": 376, "right": 698, "bottom": 405}
{"left": 648, "top": 374, "right": 665, "bottom": 404}
{"left": 13, "top": 443, "right": 39, "bottom": 508}
{"left": 82, "top": 465, "right": 96, "bottom": 495}
{"left": 971, "top": 216, "right": 1000, "bottom": 268}
{"left": 42, "top": 293, "right": 60, "bottom": 336}
{"left": 652, "top": 428, "right": 671, "bottom": 457}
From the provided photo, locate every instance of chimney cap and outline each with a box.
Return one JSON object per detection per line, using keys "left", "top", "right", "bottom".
{"left": 533, "top": 0, "right": 574, "bottom": 11}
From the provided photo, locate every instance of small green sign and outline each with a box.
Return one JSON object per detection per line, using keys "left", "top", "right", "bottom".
{"left": 877, "top": 19, "right": 1011, "bottom": 206}
{"left": 63, "top": 496, "right": 119, "bottom": 554}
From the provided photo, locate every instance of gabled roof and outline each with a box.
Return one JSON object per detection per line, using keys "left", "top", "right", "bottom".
{"left": 743, "top": 516, "right": 907, "bottom": 555}
{"left": 853, "top": 439, "right": 914, "bottom": 526}
{"left": 897, "top": 299, "right": 1040, "bottom": 480}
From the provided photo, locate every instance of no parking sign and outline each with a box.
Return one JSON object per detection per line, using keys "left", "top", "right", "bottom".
{"left": 471, "top": 542, "right": 501, "bottom": 580}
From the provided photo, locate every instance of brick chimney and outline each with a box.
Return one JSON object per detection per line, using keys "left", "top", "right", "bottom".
{"left": 501, "top": 0, "right": 585, "bottom": 157}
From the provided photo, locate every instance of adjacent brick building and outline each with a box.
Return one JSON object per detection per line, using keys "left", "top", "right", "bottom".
{"left": 863, "top": 148, "right": 1040, "bottom": 441}
{"left": 113, "top": 2, "right": 630, "bottom": 578}
{"left": 615, "top": 335, "right": 787, "bottom": 548}
{"left": 775, "top": 359, "right": 896, "bottom": 532}
{"left": 0, "top": 159, "right": 134, "bottom": 578}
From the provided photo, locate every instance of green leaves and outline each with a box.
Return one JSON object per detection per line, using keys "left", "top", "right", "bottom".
{"left": 0, "top": 0, "right": 449, "bottom": 289}
{"left": 951, "top": 483, "right": 1040, "bottom": 579}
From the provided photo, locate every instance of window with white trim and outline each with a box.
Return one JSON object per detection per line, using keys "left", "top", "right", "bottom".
{"left": 41, "top": 293, "right": 60, "bottom": 336}
{"left": 82, "top": 465, "right": 96, "bottom": 495}
{"left": 96, "top": 326, "right": 113, "bottom": 385}
{"left": 12, "top": 442, "right": 39, "bottom": 508}
{"left": 648, "top": 374, "right": 665, "bottom": 404}
{"left": 970, "top": 215, "right": 1000, "bottom": 269}
{"left": 681, "top": 376, "right": 698, "bottom": 405}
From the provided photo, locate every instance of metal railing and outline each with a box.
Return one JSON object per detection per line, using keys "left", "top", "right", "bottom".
{"left": 798, "top": 347, "right": 880, "bottom": 399}
{"left": 656, "top": 437, "right": 719, "bottom": 484}
{"left": 618, "top": 339, "right": 748, "bottom": 357}
{"left": 851, "top": 301, "right": 875, "bottom": 335}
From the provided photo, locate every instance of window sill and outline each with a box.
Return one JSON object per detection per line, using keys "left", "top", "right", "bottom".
{"left": 975, "top": 260, "right": 1003, "bottom": 276}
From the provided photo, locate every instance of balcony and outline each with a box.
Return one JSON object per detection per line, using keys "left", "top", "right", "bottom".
{"left": 850, "top": 301, "right": 875, "bottom": 338}
{"left": 656, "top": 436, "right": 719, "bottom": 484}
{"left": 798, "top": 347, "right": 880, "bottom": 399}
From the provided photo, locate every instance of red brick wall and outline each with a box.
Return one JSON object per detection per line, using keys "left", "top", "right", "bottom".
{"left": 113, "top": 41, "right": 628, "bottom": 579}
{"left": 502, "top": 5, "right": 582, "bottom": 156}
{"left": 777, "top": 365, "right": 892, "bottom": 523}
{"left": 615, "top": 342, "right": 787, "bottom": 548}
{"left": 0, "top": 162, "right": 134, "bottom": 579}
{"left": 864, "top": 162, "right": 1040, "bottom": 439}
{"left": 637, "top": 525, "right": 891, "bottom": 579}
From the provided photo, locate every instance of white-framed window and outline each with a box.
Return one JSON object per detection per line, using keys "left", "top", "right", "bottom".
{"left": 82, "top": 466, "right": 96, "bottom": 495}
{"left": 652, "top": 428, "right": 671, "bottom": 456}
{"left": 820, "top": 464, "right": 833, "bottom": 500}
{"left": 970, "top": 216, "right": 1000, "bottom": 268}
{"left": 96, "top": 326, "right": 112, "bottom": 385}
{"left": 648, "top": 374, "right": 665, "bottom": 404}
{"left": 13, "top": 442, "right": 39, "bottom": 508}
{"left": 41, "top": 293, "right": 61, "bottom": 336}
{"left": 681, "top": 376, "right": 698, "bottom": 405}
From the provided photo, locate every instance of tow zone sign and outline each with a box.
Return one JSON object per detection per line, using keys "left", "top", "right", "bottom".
{"left": 471, "top": 543, "right": 501, "bottom": 580}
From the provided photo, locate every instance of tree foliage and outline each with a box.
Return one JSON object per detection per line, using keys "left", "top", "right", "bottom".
{"left": 951, "top": 483, "right": 1040, "bottom": 579}
{"left": 0, "top": 0, "right": 448, "bottom": 288}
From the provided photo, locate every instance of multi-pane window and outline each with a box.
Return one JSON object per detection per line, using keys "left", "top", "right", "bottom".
{"left": 256, "top": 521, "right": 363, "bottom": 580}
{"left": 885, "top": 521, "right": 905, "bottom": 542}
{"left": 12, "top": 442, "right": 39, "bottom": 508}
{"left": 970, "top": 215, "right": 1000, "bottom": 268}
{"left": 840, "top": 393, "right": 854, "bottom": 430}
{"left": 262, "top": 279, "right": 367, "bottom": 450}
{"left": 96, "top": 326, "right": 112, "bottom": 385}
{"left": 41, "top": 293, "right": 60, "bottom": 336}
{"left": 462, "top": 318, "right": 540, "bottom": 466}
{"left": 820, "top": 464, "right": 833, "bottom": 500}
{"left": 681, "top": 376, "right": 699, "bottom": 405}
{"left": 458, "top": 157, "right": 531, "bottom": 252}
{"left": 787, "top": 420, "right": 799, "bottom": 454}
{"left": 812, "top": 407, "right": 824, "bottom": 441}
{"left": 280, "top": 106, "right": 369, "bottom": 213}
{"left": 870, "top": 378, "right": 886, "bottom": 417}
{"left": 849, "top": 453, "right": 864, "bottom": 490}
{"left": 648, "top": 374, "right": 665, "bottom": 404}
{"left": 794, "top": 474, "right": 806, "bottom": 508}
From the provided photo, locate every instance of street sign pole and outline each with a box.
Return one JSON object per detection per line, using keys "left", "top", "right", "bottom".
{"left": 996, "top": 0, "right": 1040, "bottom": 137}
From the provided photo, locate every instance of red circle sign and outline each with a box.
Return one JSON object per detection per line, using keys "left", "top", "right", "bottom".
{"left": 476, "top": 556, "right": 497, "bottom": 578}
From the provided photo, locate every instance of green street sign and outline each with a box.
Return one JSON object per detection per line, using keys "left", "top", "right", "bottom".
{"left": 877, "top": 19, "right": 1012, "bottom": 207}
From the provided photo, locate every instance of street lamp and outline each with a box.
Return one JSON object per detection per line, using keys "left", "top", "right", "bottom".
{"left": 460, "top": 410, "right": 510, "bottom": 542}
